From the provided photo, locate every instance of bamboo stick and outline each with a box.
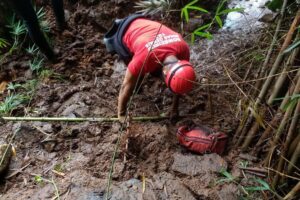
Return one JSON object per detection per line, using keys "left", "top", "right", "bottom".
{"left": 287, "top": 129, "right": 300, "bottom": 174}
{"left": 1, "top": 116, "right": 168, "bottom": 122}
{"left": 253, "top": 0, "right": 288, "bottom": 95}
{"left": 269, "top": 45, "right": 300, "bottom": 103}
{"left": 288, "top": 133, "right": 300, "bottom": 158}
{"left": 253, "top": 70, "right": 300, "bottom": 154}
{"left": 241, "top": 48, "right": 300, "bottom": 150}
{"left": 283, "top": 181, "right": 300, "bottom": 200}
{"left": 272, "top": 100, "right": 300, "bottom": 187}
{"left": 255, "top": 9, "right": 300, "bottom": 108}
{"left": 264, "top": 76, "right": 300, "bottom": 165}
{"left": 234, "top": 8, "right": 299, "bottom": 147}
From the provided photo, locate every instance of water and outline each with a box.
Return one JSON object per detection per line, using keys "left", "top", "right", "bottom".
{"left": 222, "top": 0, "right": 273, "bottom": 32}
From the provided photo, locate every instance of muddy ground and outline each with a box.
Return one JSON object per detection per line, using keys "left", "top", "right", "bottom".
{"left": 0, "top": 1, "right": 268, "bottom": 199}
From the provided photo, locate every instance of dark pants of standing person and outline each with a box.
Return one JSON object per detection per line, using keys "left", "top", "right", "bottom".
{"left": 9, "top": 0, "right": 66, "bottom": 61}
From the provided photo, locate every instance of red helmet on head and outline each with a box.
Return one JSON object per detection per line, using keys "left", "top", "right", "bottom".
{"left": 165, "top": 60, "right": 196, "bottom": 95}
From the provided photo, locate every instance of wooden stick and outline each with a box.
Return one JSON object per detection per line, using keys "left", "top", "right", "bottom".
{"left": 255, "top": 9, "right": 300, "bottom": 108}
{"left": 253, "top": 0, "right": 289, "bottom": 96}
{"left": 287, "top": 129, "right": 300, "bottom": 174}
{"left": 283, "top": 181, "right": 300, "bottom": 200}
{"left": 1, "top": 115, "right": 168, "bottom": 122}
{"left": 241, "top": 49, "right": 299, "bottom": 151}
{"left": 253, "top": 70, "right": 300, "bottom": 154}
{"left": 273, "top": 100, "right": 300, "bottom": 187}
{"left": 264, "top": 75, "right": 300, "bottom": 165}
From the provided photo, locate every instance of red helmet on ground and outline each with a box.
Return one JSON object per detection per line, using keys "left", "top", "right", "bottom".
{"left": 165, "top": 60, "right": 196, "bottom": 94}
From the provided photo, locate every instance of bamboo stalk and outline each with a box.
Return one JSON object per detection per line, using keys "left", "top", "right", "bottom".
{"left": 273, "top": 76, "right": 300, "bottom": 144}
{"left": 283, "top": 181, "right": 300, "bottom": 200}
{"left": 253, "top": 70, "right": 300, "bottom": 154}
{"left": 253, "top": 0, "right": 288, "bottom": 95}
{"left": 234, "top": 8, "right": 299, "bottom": 147}
{"left": 255, "top": 9, "right": 300, "bottom": 108}
{"left": 241, "top": 48, "right": 300, "bottom": 150}
{"left": 272, "top": 100, "right": 300, "bottom": 187}
{"left": 287, "top": 129, "right": 300, "bottom": 174}
{"left": 268, "top": 44, "right": 300, "bottom": 103}
{"left": 1, "top": 115, "right": 168, "bottom": 122}
{"left": 288, "top": 133, "right": 300, "bottom": 158}
{"left": 264, "top": 76, "right": 300, "bottom": 165}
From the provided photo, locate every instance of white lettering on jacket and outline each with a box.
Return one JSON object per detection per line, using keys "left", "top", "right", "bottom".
{"left": 145, "top": 33, "right": 181, "bottom": 51}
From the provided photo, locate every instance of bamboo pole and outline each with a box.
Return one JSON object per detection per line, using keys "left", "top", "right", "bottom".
{"left": 1, "top": 116, "right": 168, "bottom": 122}
{"left": 255, "top": 9, "right": 300, "bottom": 108}
{"left": 253, "top": 70, "right": 300, "bottom": 154}
{"left": 234, "top": 8, "right": 299, "bottom": 147}
{"left": 287, "top": 129, "right": 300, "bottom": 174}
{"left": 283, "top": 181, "right": 300, "bottom": 200}
{"left": 253, "top": 0, "right": 288, "bottom": 95}
{"left": 288, "top": 133, "right": 300, "bottom": 158}
{"left": 264, "top": 76, "right": 300, "bottom": 165}
{"left": 269, "top": 45, "right": 300, "bottom": 103}
{"left": 241, "top": 48, "right": 300, "bottom": 150}
{"left": 272, "top": 100, "right": 300, "bottom": 187}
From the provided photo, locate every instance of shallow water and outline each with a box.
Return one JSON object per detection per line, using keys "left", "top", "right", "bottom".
{"left": 223, "top": 0, "right": 273, "bottom": 31}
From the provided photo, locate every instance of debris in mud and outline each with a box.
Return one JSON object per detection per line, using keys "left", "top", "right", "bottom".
{"left": 171, "top": 153, "right": 227, "bottom": 176}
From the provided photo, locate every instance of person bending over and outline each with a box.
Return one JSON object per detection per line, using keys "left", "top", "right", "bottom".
{"left": 104, "top": 15, "right": 196, "bottom": 122}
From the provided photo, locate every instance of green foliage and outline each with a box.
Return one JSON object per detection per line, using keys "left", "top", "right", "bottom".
{"left": 34, "top": 175, "right": 43, "bottom": 184}
{"left": 181, "top": 0, "right": 243, "bottom": 42}
{"left": 216, "top": 168, "right": 236, "bottom": 184}
{"left": 0, "top": 38, "right": 9, "bottom": 49}
{"left": 0, "top": 94, "right": 30, "bottom": 116}
{"left": 35, "top": 6, "right": 50, "bottom": 33}
{"left": 181, "top": 0, "right": 208, "bottom": 23}
{"left": 26, "top": 44, "right": 39, "bottom": 55}
{"left": 283, "top": 35, "right": 300, "bottom": 54}
{"left": 244, "top": 178, "right": 271, "bottom": 192}
{"left": 7, "top": 16, "right": 26, "bottom": 37}
{"left": 4, "top": 80, "right": 38, "bottom": 115}
{"left": 274, "top": 94, "right": 300, "bottom": 111}
{"left": 29, "top": 57, "right": 44, "bottom": 73}
{"left": 266, "top": 0, "right": 283, "bottom": 12}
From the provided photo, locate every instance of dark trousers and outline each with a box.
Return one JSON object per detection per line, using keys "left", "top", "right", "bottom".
{"left": 9, "top": 0, "right": 65, "bottom": 60}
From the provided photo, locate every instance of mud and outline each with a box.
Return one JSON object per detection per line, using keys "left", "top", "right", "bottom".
{"left": 0, "top": 0, "right": 268, "bottom": 199}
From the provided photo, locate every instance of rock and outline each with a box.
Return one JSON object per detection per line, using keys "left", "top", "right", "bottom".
{"left": 0, "top": 144, "right": 12, "bottom": 175}
{"left": 172, "top": 153, "right": 227, "bottom": 176}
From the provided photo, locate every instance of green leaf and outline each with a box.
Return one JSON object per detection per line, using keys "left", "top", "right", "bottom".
{"left": 183, "top": 8, "right": 189, "bottom": 22}
{"left": 194, "top": 23, "right": 211, "bottom": 32}
{"left": 215, "top": 15, "right": 223, "bottom": 28}
{"left": 254, "top": 178, "right": 270, "bottom": 190}
{"left": 0, "top": 38, "right": 9, "bottom": 48}
{"left": 187, "top": 0, "right": 199, "bottom": 7}
{"left": 283, "top": 40, "right": 300, "bottom": 54}
{"left": 187, "top": 6, "right": 208, "bottom": 13}
{"left": 191, "top": 33, "right": 195, "bottom": 44}
{"left": 245, "top": 178, "right": 271, "bottom": 192}
{"left": 266, "top": 0, "right": 283, "bottom": 12}
{"left": 218, "top": 8, "right": 244, "bottom": 15}
{"left": 216, "top": 0, "right": 227, "bottom": 13}
{"left": 245, "top": 186, "right": 269, "bottom": 191}
{"left": 193, "top": 31, "right": 213, "bottom": 40}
